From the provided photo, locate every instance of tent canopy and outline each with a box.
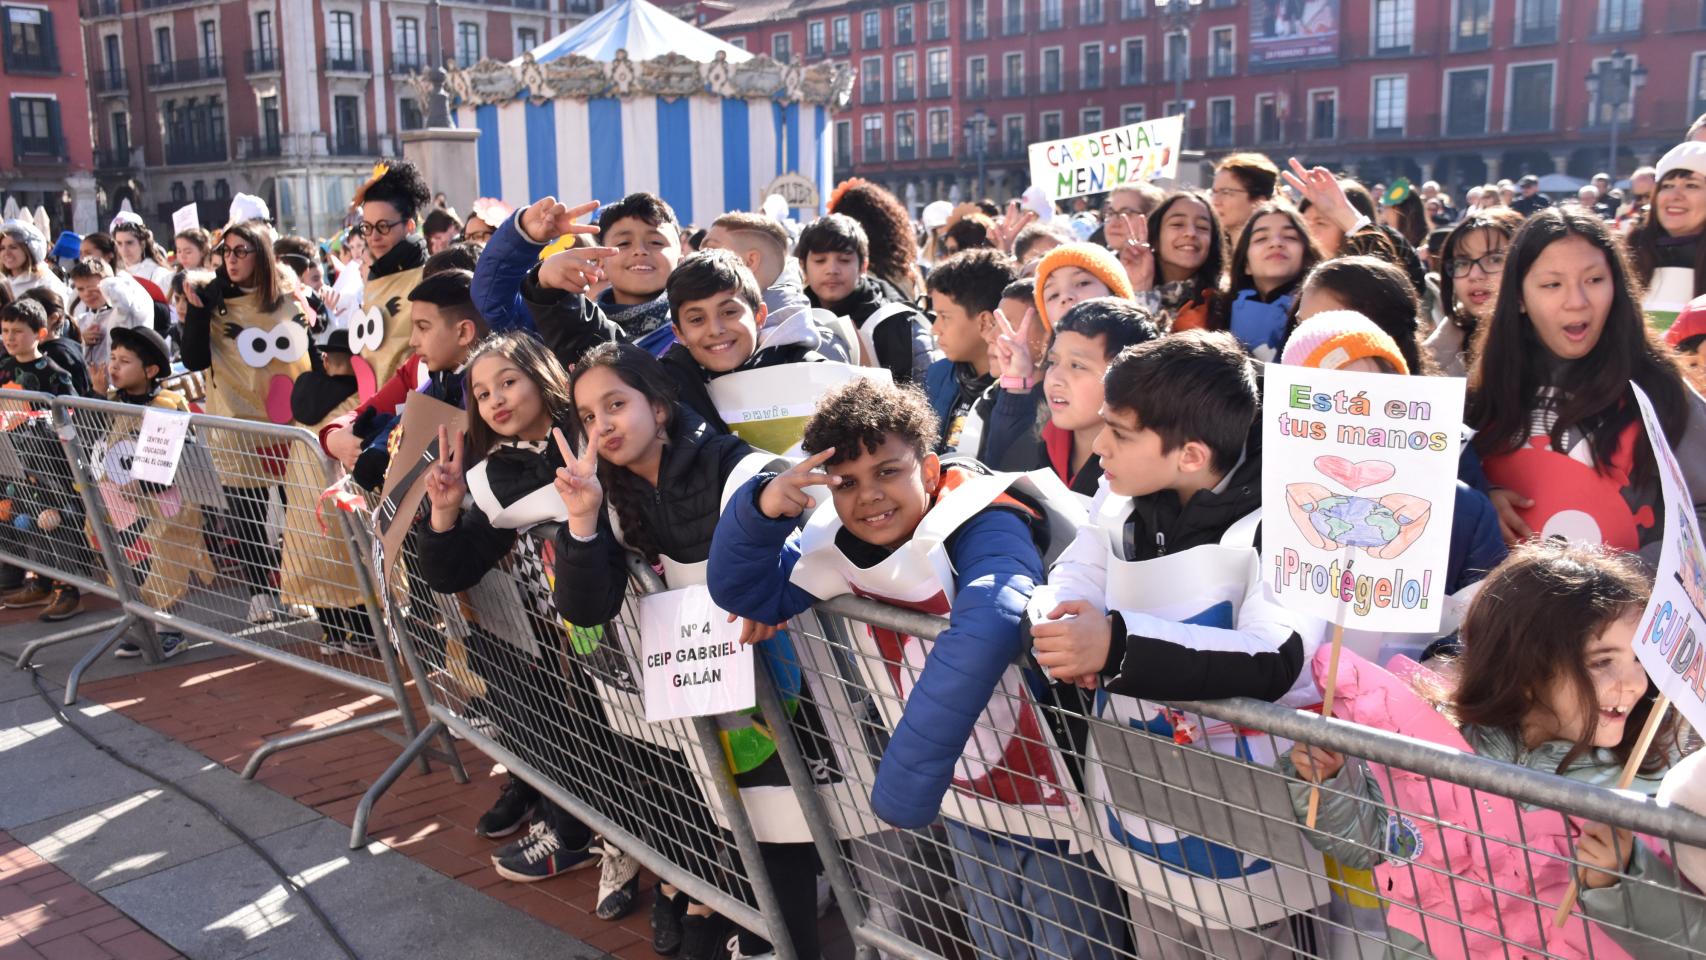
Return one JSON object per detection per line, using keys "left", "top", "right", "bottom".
{"left": 522, "top": 0, "right": 753, "bottom": 65}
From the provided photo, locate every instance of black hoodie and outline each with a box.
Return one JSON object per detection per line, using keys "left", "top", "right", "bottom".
{"left": 806, "top": 275, "right": 931, "bottom": 384}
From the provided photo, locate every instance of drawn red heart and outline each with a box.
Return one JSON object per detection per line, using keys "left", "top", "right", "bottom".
{"left": 1314, "top": 455, "right": 1395, "bottom": 491}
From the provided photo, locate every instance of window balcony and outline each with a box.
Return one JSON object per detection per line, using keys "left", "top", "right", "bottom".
{"left": 245, "top": 47, "right": 280, "bottom": 73}
{"left": 92, "top": 68, "right": 128, "bottom": 93}
{"left": 323, "top": 47, "right": 372, "bottom": 74}
{"left": 147, "top": 56, "right": 224, "bottom": 85}
{"left": 164, "top": 139, "right": 228, "bottom": 165}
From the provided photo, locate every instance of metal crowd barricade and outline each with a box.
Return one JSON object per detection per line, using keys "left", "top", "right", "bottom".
{"left": 376, "top": 521, "right": 803, "bottom": 954}
{"left": 766, "top": 597, "right": 1706, "bottom": 960}
{"left": 7, "top": 394, "right": 452, "bottom": 847}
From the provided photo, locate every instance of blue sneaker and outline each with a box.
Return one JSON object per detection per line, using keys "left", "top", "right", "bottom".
{"left": 493, "top": 823, "right": 597, "bottom": 882}
{"left": 159, "top": 632, "right": 186, "bottom": 659}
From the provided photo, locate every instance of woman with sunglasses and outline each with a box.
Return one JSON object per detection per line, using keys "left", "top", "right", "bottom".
{"left": 347, "top": 160, "right": 432, "bottom": 394}
{"left": 1425, "top": 209, "right": 1523, "bottom": 377}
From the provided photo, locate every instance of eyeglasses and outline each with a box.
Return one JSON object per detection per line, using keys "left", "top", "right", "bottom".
{"left": 213, "top": 244, "right": 254, "bottom": 260}
{"left": 353, "top": 218, "right": 403, "bottom": 238}
{"left": 1445, "top": 251, "right": 1506, "bottom": 277}
{"left": 1210, "top": 187, "right": 1253, "bottom": 199}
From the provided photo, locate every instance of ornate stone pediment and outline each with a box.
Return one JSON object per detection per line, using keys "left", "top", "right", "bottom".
{"left": 636, "top": 50, "right": 705, "bottom": 99}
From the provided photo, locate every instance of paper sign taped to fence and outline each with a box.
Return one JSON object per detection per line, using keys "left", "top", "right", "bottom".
{"left": 707, "top": 363, "right": 891, "bottom": 455}
{"left": 1630, "top": 383, "right": 1706, "bottom": 734}
{"left": 171, "top": 203, "right": 200, "bottom": 238}
{"left": 1261, "top": 364, "right": 1465, "bottom": 633}
{"left": 1028, "top": 115, "right": 1183, "bottom": 203}
{"left": 639, "top": 583, "right": 753, "bottom": 724}
{"left": 130, "top": 407, "right": 191, "bottom": 485}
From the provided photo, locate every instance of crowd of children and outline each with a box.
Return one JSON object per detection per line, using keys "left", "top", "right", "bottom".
{"left": 2, "top": 138, "right": 1706, "bottom": 960}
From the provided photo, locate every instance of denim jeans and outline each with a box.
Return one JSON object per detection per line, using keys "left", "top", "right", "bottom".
{"left": 943, "top": 820, "right": 1127, "bottom": 960}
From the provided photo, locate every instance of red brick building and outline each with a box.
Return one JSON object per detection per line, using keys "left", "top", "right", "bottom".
{"left": 3, "top": 2, "right": 97, "bottom": 234}
{"left": 702, "top": 0, "right": 1706, "bottom": 207}
{"left": 78, "top": 0, "right": 603, "bottom": 240}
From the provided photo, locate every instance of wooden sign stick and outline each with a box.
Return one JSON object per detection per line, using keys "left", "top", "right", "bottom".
{"left": 1305, "top": 547, "right": 1355, "bottom": 830}
{"left": 1552, "top": 693, "right": 1671, "bottom": 927}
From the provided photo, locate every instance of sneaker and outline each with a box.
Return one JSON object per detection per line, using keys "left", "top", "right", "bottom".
{"left": 679, "top": 914, "right": 730, "bottom": 960}
{"left": 652, "top": 883, "right": 689, "bottom": 956}
{"left": 2, "top": 581, "right": 52, "bottom": 608}
{"left": 475, "top": 777, "right": 537, "bottom": 839}
{"left": 40, "top": 586, "right": 81, "bottom": 622}
{"left": 158, "top": 632, "right": 186, "bottom": 659}
{"left": 725, "top": 933, "right": 775, "bottom": 960}
{"left": 247, "top": 593, "right": 279, "bottom": 624}
{"left": 113, "top": 640, "right": 143, "bottom": 659}
{"left": 492, "top": 824, "right": 596, "bottom": 883}
{"left": 594, "top": 841, "right": 641, "bottom": 920}
{"left": 490, "top": 819, "right": 549, "bottom": 864}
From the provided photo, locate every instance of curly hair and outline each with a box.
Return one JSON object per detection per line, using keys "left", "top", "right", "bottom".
{"left": 801, "top": 378, "right": 939, "bottom": 467}
{"left": 358, "top": 159, "right": 432, "bottom": 222}
{"left": 827, "top": 179, "right": 922, "bottom": 296}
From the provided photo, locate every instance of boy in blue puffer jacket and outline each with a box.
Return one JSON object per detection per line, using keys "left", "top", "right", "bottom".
{"left": 709, "top": 378, "right": 1126, "bottom": 960}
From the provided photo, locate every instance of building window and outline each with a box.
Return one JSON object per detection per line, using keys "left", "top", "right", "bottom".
{"left": 214, "top": 178, "right": 229, "bottom": 199}
{"left": 456, "top": 22, "right": 480, "bottom": 66}
{"left": 399, "top": 97, "right": 423, "bottom": 130}
{"left": 861, "top": 57, "right": 883, "bottom": 103}
{"left": 1454, "top": 0, "right": 1492, "bottom": 51}
{"left": 807, "top": 21, "right": 824, "bottom": 56}
{"left": 517, "top": 27, "right": 538, "bottom": 53}
{"left": 1083, "top": 0, "right": 1104, "bottom": 24}
{"left": 771, "top": 32, "right": 792, "bottom": 62}
{"left": 832, "top": 15, "right": 850, "bottom": 52}
{"left": 1516, "top": 0, "right": 1558, "bottom": 43}
{"left": 111, "top": 110, "right": 128, "bottom": 154}
{"left": 2, "top": 6, "right": 59, "bottom": 74}
{"left": 154, "top": 26, "right": 171, "bottom": 64}
{"left": 967, "top": 55, "right": 987, "bottom": 98}
{"left": 835, "top": 119, "right": 852, "bottom": 167}
{"left": 729, "top": 37, "right": 746, "bottom": 50}
{"left": 394, "top": 17, "right": 420, "bottom": 70}
{"left": 1003, "top": 0, "right": 1024, "bottom": 34}
{"left": 1081, "top": 42, "right": 1102, "bottom": 89}
{"left": 1507, "top": 62, "right": 1554, "bottom": 132}
{"left": 261, "top": 94, "right": 279, "bottom": 147}
{"left": 1373, "top": 75, "right": 1406, "bottom": 137}
{"left": 199, "top": 19, "right": 217, "bottom": 62}
{"left": 1208, "top": 97, "right": 1233, "bottom": 146}
{"left": 862, "top": 10, "right": 880, "bottom": 48}
{"left": 1042, "top": 47, "right": 1062, "bottom": 93}
{"left": 103, "top": 33, "right": 120, "bottom": 73}
{"left": 927, "top": 1, "right": 948, "bottom": 39}
{"left": 1003, "top": 51, "right": 1023, "bottom": 95}
{"left": 896, "top": 110, "right": 916, "bottom": 159}
{"left": 862, "top": 114, "right": 883, "bottom": 162}
{"left": 895, "top": 52, "right": 916, "bottom": 98}
{"left": 968, "top": 0, "right": 988, "bottom": 39}
{"left": 1121, "top": 0, "right": 1147, "bottom": 17}
{"left": 1041, "top": 110, "right": 1062, "bottom": 140}
{"left": 331, "top": 11, "right": 356, "bottom": 58}
{"left": 1694, "top": 53, "right": 1706, "bottom": 123}
{"left": 1081, "top": 106, "right": 1103, "bottom": 134}
{"left": 1121, "top": 103, "right": 1145, "bottom": 125}
{"left": 926, "top": 48, "right": 950, "bottom": 97}
{"left": 1209, "top": 26, "right": 1233, "bottom": 76}
{"left": 1374, "top": 0, "right": 1413, "bottom": 54}
{"left": 1122, "top": 37, "right": 1144, "bottom": 85}
{"left": 1165, "top": 31, "right": 1187, "bottom": 81}
{"left": 928, "top": 107, "right": 951, "bottom": 156}
{"left": 895, "top": 5, "right": 914, "bottom": 44}
{"left": 255, "top": 11, "right": 274, "bottom": 54}
{"left": 163, "top": 94, "right": 225, "bottom": 163}
{"left": 10, "top": 95, "right": 57, "bottom": 155}
{"left": 192, "top": 179, "right": 206, "bottom": 201}
{"left": 1310, "top": 89, "right": 1337, "bottom": 140}
{"left": 1256, "top": 93, "right": 1280, "bottom": 141}
{"left": 1596, "top": 0, "right": 1640, "bottom": 34}
{"left": 1446, "top": 67, "right": 1491, "bottom": 135}
{"left": 1004, "top": 114, "right": 1024, "bottom": 153}
{"left": 1041, "top": 0, "right": 1063, "bottom": 30}
{"left": 333, "top": 95, "right": 361, "bottom": 154}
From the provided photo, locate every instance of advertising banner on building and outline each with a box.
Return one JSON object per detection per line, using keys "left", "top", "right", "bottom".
{"left": 1249, "top": 0, "right": 1341, "bottom": 68}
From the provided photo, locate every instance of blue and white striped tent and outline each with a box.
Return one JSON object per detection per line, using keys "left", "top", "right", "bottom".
{"left": 446, "top": 0, "right": 849, "bottom": 226}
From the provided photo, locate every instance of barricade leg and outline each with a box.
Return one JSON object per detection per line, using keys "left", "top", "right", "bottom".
{"left": 351, "top": 719, "right": 451, "bottom": 849}
{"left": 240, "top": 708, "right": 404, "bottom": 780}
{"left": 61, "top": 613, "right": 145, "bottom": 705}
{"left": 13, "top": 613, "right": 130, "bottom": 669}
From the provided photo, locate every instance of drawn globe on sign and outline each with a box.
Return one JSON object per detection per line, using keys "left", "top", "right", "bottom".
{"left": 1304, "top": 495, "right": 1408, "bottom": 549}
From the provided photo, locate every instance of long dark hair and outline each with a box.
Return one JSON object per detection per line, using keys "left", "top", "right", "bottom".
{"left": 1291, "top": 255, "right": 1427, "bottom": 375}
{"left": 461, "top": 332, "right": 574, "bottom": 463}
{"left": 1383, "top": 191, "right": 1428, "bottom": 248}
{"left": 1436, "top": 208, "right": 1524, "bottom": 340}
{"left": 1451, "top": 539, "right": 1672, "bottom": 775}
{"left": 218, "top": 221, "right": 287, "bottom": 312}
{"left": 1467, "top": 206, "right": 1689, "bottom": 484}
{"left": 1147, "top": 191, "right": 1226, "bottom": 302}
{"left": 82, "top": 232, "right": 120, "bottom": 271}
{"left": 1212, "top": 202, "right": 1323, "bottom": 329}
{"left": 114, "top": 221, "right": 167, "bottom": 266}
{"left": 567, "top": 342, "right": 679, "bottom": 564}
{"left": 1628, "top": 168, "right": 1706, "bottom": 297}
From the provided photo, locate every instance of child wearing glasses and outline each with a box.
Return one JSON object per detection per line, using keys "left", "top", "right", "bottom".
{"left": 1425, "top": 209, "right": 1524, "bottom": 377}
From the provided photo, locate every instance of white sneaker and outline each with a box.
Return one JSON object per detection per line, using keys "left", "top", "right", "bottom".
{"left": 247, "top": 594, "right": 278, "bottom": 624}
{"left": 726, "top": 932, "right": 775, "bottom": 960}
{"left": 594, "top": 840, "right": 641, "bottom": 919}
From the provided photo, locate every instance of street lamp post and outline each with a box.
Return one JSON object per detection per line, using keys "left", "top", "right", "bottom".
{"left": 1585, "top": 49, "right": 1647, "bottom": 179}
{"left": 1157, "top": 0, "right": 1204, "bottom": 140}
{"left": 963, "top": 108, "right": 989, "bottom": 200}
{"left": 425, "top": 0, "right": 451, "bottom": 128}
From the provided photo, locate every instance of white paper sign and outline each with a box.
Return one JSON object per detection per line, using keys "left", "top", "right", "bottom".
{"left": 171, "top": 203, "right": 200, "bottom": 238}
{"left": 327, "top": 256, "right": 366, "bottom": 332}
{"left": 639, "top": 583, "right": 754, "bottom": 723}
{"left": 1261, "top": 365, "right": 1465, "bottom": 633}
{"left": 130, "top": 407, "right": 190, "bottom": 485}
{"left": 1630, "top": 383, "right": 1706, "bottom": 735}
{"left": 1027, "top": 114, "right": 1184, "bottom": 202}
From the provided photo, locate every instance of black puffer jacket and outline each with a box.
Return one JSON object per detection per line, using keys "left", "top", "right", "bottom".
{"left": 552, "top": 407, "right": 779, "bottom": 626}
{"left": 806, "top": 275, "right": 932, "bottom": 384}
